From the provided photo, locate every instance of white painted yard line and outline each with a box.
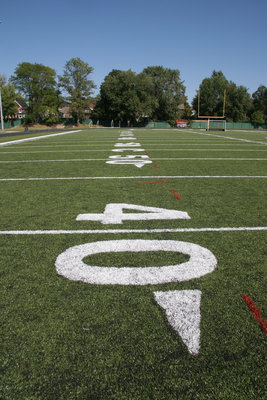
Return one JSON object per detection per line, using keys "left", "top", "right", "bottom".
{"left": 41, "top": 137, "right": 120, "bottom": 142}
{"left": 14, "top": 143, "right": 265, "bottom": 147}
{"left": 40, "top": 140, "right": 117, "bottom": 143}
{"left": 151, "top": 158, "right": 267, "bottom": 161}
{"left": 140, "top": 139, "right": 230, "bottom": 142}
{"left": 9, "top": 143, "right": 118, "bottom": 148}
{"left": 138, "top": 149, "right": 267, "bottom": 152}
{"left": 148, "top": 143, "right": 267, "bottom": 146}
{"left": 0, "top": 144, "right": 121, "bottom": 149}
{"left": 0, "top": 175, "right": 266, "bottom": 182}
{"left": 193, "top": 131, "right": 267, "bottom": 145}
{"left": 0, "top": 227, "right": 266, "bottom": 235}
{"left": 0, "top": 130, "right": 82, "bottom": 147}
{"left": 155, "top": 149, "right": 267, "bottom": 152}
{"left": 0, "top": 150, "right": 118, "bottom": 154}
{"left": 1, "top": 157, "right": 266, "bottom": 164}
{"left": 1, "top": 149, "right": 267, "bottom": 154}
{"left": 222, "top": 130, "right": 267, "bottom": 134}
{"left": 132, "top": 143, "right": 265, "bottom": 146}
{"left": 0, "top": 158, "right": 114, "bottom": 163}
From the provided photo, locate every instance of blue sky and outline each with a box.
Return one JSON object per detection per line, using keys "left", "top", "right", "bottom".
{"left": 0, "top": 0, "right": 266, "bottom": 103}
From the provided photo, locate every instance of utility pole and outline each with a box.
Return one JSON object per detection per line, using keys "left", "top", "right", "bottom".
{"left": 0, "top": 88, "right": 4, "bottom": 132}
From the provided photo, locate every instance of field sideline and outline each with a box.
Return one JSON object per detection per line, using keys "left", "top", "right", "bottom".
{"left": 0, "top": 128, "right": 266, "bottom": 399}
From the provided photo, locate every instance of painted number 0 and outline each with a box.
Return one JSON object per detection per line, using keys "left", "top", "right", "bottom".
{"left": 55, "top": 239, "right": 217, "bottom": 285}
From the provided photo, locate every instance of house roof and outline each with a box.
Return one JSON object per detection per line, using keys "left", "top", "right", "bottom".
{"left": 15, "top": 97, "right": 28, "bottom": 109}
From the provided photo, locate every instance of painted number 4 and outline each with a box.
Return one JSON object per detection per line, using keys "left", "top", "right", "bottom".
{"left": 76, "top": 203, "right": 190, "bottom": 224}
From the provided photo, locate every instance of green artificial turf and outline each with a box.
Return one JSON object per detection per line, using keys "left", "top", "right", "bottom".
{"left": 0, "top": 128, "right": 266, "bottom": 399}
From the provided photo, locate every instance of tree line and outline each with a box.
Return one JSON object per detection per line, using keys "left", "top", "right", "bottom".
{"left": 0, "top": 58, "right": 266, "bottom": 126}
{"left": 192, "top": 71, "right": 267, "bottom": 124}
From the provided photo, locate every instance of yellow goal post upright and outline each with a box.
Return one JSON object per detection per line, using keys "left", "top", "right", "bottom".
{"left": 198, "top": 89, "right": 227, "bottom": 131}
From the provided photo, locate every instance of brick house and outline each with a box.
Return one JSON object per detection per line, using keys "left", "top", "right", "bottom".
{"left": 59, "top": 103, "right": 95, "bottom": 119}
{"left": 14, "top": 97, "right": 28, "bottom": 119}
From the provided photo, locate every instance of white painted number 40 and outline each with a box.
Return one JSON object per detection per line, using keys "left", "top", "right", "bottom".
{"left": 55, "top": 203, "right": 217, "bottom": 355}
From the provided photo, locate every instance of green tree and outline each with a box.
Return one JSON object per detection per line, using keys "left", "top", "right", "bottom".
{"left": 0, "top": 78, "right": 18, "bottom": 127}
{"left": 10, "top": 62, "right": 60, "bottom": 124}
{"left": 93, "top": 66, "right": 186, "bottom": 125}
{"left": 58, "top": 58, "right": 96, "bottom": 124}
{"left": 142, "top": 66, "right": 186, "bottom": 122}
{"left": 134, "top": 72, "right": 158, "bottom": 121}
{"left": 252, "top": 85, "right": 267, "bottom": 123}
{"left": 226, "top": 82, "right": 252, "bottom": 122}
{"left": 192, "top": 71, "right": 228, "bottom": 118}
{"left": 250, "top": 110, "right": 265, "bottom": 124}
{"left": 92, "top": 69, "right": 156, "bottom": 124}
{"left": 0, "top": 74, "right": 7, "bottom": 86}
{"left": 192, "top": 71, "right": 252, "bottom": 122}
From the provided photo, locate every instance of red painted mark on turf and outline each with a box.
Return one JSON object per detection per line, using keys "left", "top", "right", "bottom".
{"left": 134, "top": 182, "right": 169, "bottom": 185}
{"left": 154, "top": 164, "right": 159, "bottom": 168}
{"left": 171, "top": 189, "right": 182, "bottom": 200}
{"left": 242, "top": 294, "right": 267, "bottom": 335}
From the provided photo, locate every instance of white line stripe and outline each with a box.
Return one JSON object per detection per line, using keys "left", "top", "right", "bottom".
{"left": 0, "top": 159, "right": 118, "bottom": 163}
{"left": 193, "top": 131, "right": 267, "bottom": 145}
{"left": 5, "top": 143, "right": 118, "bottom": 148}
{"left": 0, "top": 158, "right": 266, "bottom": 164}
{"left": 0, "top": 150, "right": 114, "bottom": 154}
{"left": 1, "top": 149, "right": 267, "bottom": 154}
{"left": 219, "top": 130, "right": 267, "bottom": 134}
{"left": 151, "top": 158, "right": 267, "bottom": 161}
{"left": 118, "top": 143, "right": 265, "bottom": 146}
{"left": 2, "top": 143, "right": 263, "bottom": 148}
{"left": 0, "top": 176, "right": 266, "bottom": 181}
{"left": 0, "top": 130, "right": 82, "bottom": 147}
{"left": 13, "top": 139, "right": 241, "bottom": 144}
{"left": 0, "top": 144, "right": 117, "bottom": 149}
{"left": 0, "top": 227, "right": 266, "bottom": 235}
{"left": 141, "top": 149, "right": 267, "bottom": 152}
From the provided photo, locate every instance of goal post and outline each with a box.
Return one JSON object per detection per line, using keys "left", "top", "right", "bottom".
{"left": 197, "top": 89, "right": 227, "bottom": 131}
{"left": 206, "top": 119, "right": 226, "bottom": 131}
{"left": 197, "top": 89, "right": 226, "bottom": 119}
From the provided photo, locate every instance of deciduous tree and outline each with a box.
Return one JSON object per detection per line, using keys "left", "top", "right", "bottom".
{"left": 143, "top": 66, "right": 186, "bottom": 122}
{"left": 58, "top": 58, "right": 96, "bottom": 124}
{"left": 252, "top": 85, "right": 267, "bottom": 123}
{"left": 0, "top": 81, "right": 17, "bottom": 123}
{"left": 10, "top": 62, "right": 60, "bottom": 124}
{"left": 93, "top": 66, "right": 186, "bottom": 124}
{"left": 192, "top": 71, "right": 253, "bottom": 122}
{"left": 92, "top": 69, "right": 156, "bottom": 123}
{"left": 226, "top": 82, "right": 252, "bottom": 122}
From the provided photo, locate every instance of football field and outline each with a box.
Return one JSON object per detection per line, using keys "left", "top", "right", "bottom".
{"left": 1, "top": 128, "right": 266, "bottom": 399}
